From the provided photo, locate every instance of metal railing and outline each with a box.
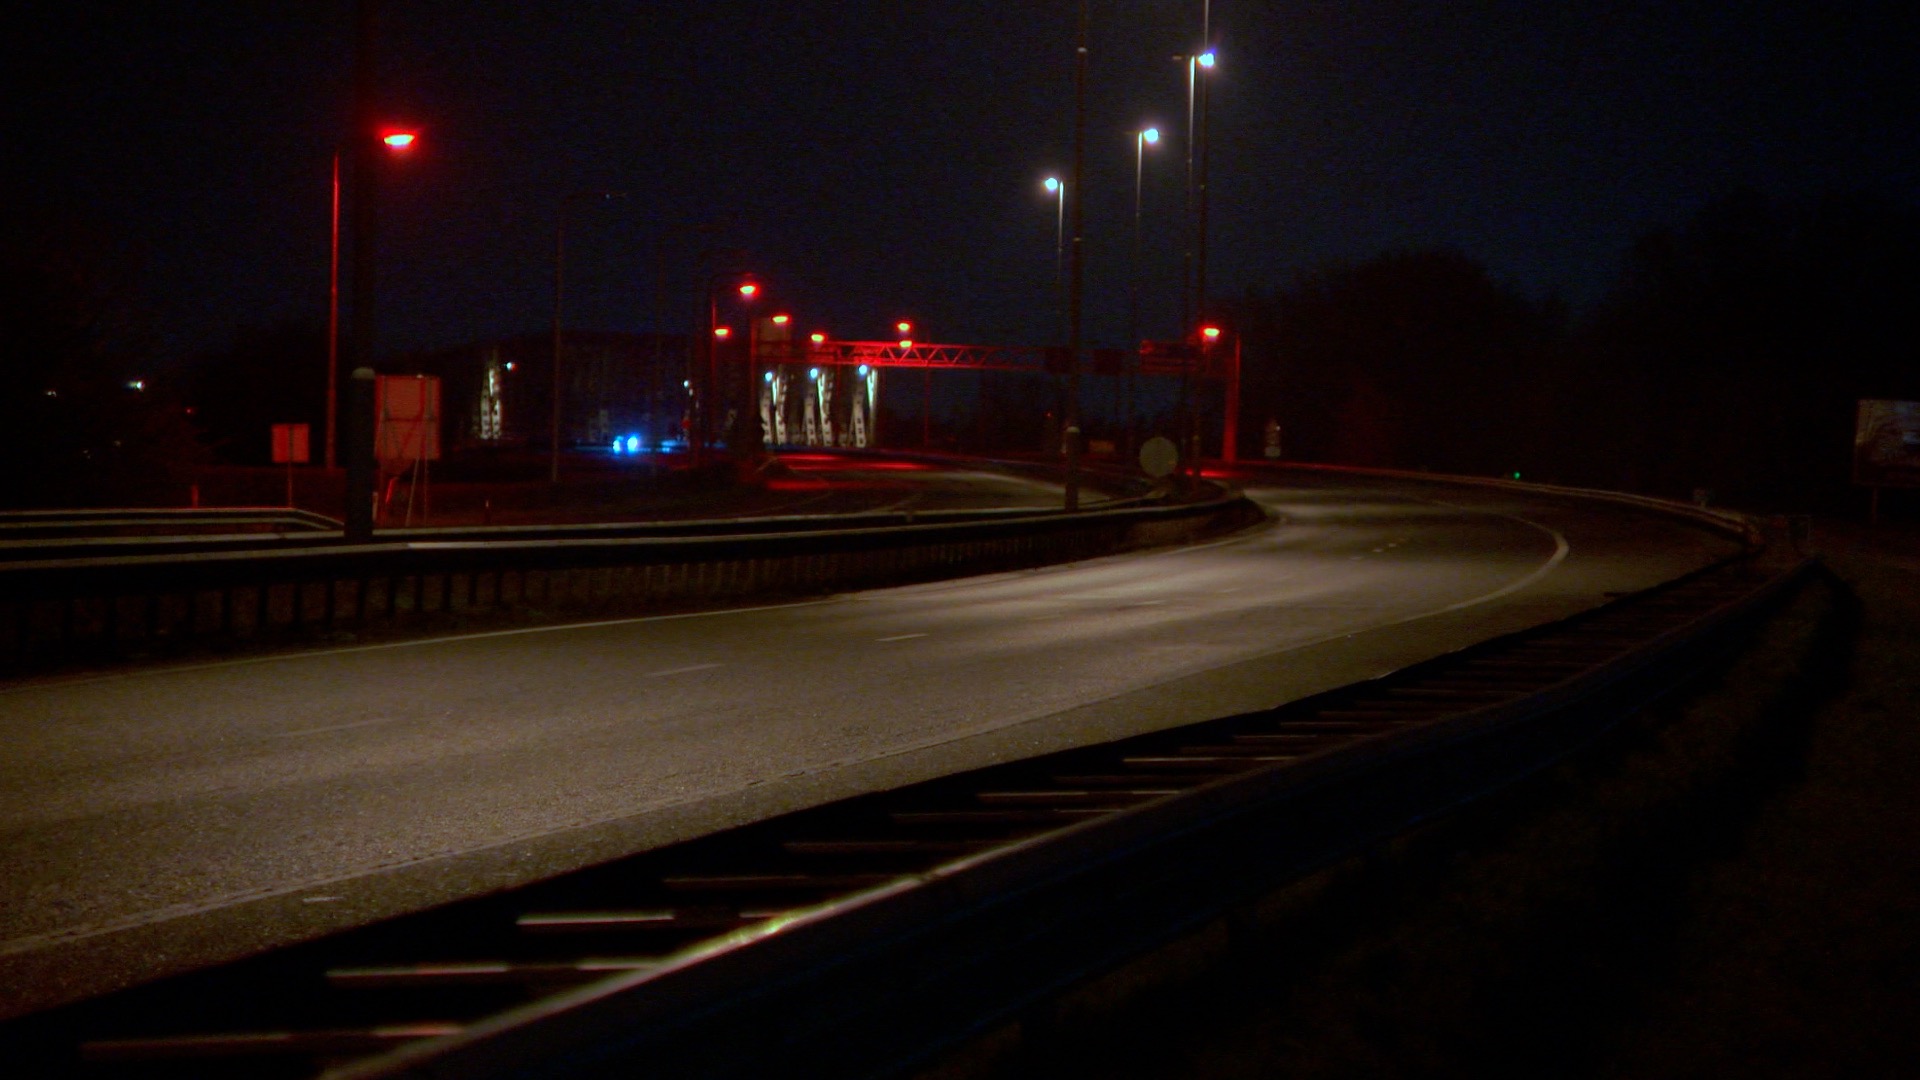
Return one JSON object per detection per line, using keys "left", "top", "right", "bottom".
{"left": 0, "top": 492, "right": 1262, "bottom": 674}
{"left": 333, "top": 556, "right": 1812, "bottom": 1080}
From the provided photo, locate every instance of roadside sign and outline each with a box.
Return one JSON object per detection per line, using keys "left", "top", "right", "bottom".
{"left": 1139, "top": 435, "right": 1179, "bottom": 479}
{"left": 271, "top": 423, "right": 310, "bottom": 464}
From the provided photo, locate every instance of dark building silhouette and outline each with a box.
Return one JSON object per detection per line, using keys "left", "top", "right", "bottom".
{"left": 396, "top": 331, "right": 691, "bottom": 452}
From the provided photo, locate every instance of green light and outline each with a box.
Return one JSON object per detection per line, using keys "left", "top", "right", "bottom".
{"left": 1511, "top": 471, "right": 1522, "bottom": 480}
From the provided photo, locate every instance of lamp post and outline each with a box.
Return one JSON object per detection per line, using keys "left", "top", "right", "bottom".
{"left": 1194, "top": 324, "right": 1221, "bottom": 477}
{"left": 1130, "top": 127, "right": 1159, "bottom": 351}
{"left": 326, "top": 132, "right": 415, "bottom": 472}
{"left": 1124, "top": 127, "right": 1160, "bottom": 454}
{"left": 1043, "top": 176, "right": 1065, "bottom": 340}
{"left": 1064, "top": 0, "right": 1088, "bottom": 512}
{"left": 699, "top": 274, "right": 757, "bottom": 472}
{"left": 327, "top": 152, "right": 342, "bottom": 470}
{"left": 1177, "top": 47, "right": 1216, "bottom": 337}
{"left": 552, "top": 190, "right": 626, "bottom": 483}
{"left": 1194, "top": 40, "right": 1216, "bottom": 333}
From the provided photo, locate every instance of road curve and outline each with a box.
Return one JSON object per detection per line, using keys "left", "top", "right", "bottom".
{"left": 0, "top": 470, "right": 1741, "bottom": 1016}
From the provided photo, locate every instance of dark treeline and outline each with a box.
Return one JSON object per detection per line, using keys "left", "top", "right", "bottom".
{"left": 0, "top": 218, "right": 205, "bottom": 508}
{"left": 6, "top": 189, "right": 1917, "bottom": 513}
{"left": 185, "top": 321, "right": 328, "bottom": 467}
{"left": 1236, "top": 190, "right": 1920, "bottom": 514}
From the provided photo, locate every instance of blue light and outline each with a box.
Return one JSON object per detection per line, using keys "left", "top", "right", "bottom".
{"left": 857, "top": 365, "right": 870, "bottom": 377}
{"left": 626, "top": 435, "right": 641, "bottom": 453}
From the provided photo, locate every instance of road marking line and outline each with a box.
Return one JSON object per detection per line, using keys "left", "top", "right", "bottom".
{"left": 267, "top": 717, "right": 400, "bottom": 739}
{"left": 876, "top": 633, "right": 929, "bottom": 642}
{"left": 1, "top": 597, "right": 845, "bottom": 694}
{"left": 643, "top": 663, "right": 723, "bottom": 678}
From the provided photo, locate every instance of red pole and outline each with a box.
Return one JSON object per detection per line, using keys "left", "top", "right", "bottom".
{"left": 325, "top": 152, "right": 341, "bottom": 470}
{"left": 1222, "top": 332, "right": 1241, "bottom": 463}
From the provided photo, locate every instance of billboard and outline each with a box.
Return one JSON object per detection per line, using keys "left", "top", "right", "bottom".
{"left": 376, "top": 375, "right": 442, "bottom": 467}
{"left": 1853, "top": 399, "right": 1920, "bottom": 489}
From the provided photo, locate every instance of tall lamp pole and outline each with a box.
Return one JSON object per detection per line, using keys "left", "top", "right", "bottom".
{"left": 1178, "top": 46, "right": 1215, "bottom": 477}
{"left": 551, "top": 190, "right": 625, "bottom": 483}
{"left": 326, "top": 153, "right": 342, "bottom": 470}
{"left": 327, "top": 136, "right": 413, "bottom": 471}
{"left": 1194, "top": 5, "right": 1215, "bottom": 333}
{"left": 1129, "top": 127, "right": 1159, "bottom": 351}
{"left": 1043, "top": 176, "right": 1066, "bottom": 341}
{"left": 1128, "top": 127, "right": 1160, "bottom": 450}
{"left": 698, "top": 274, "right": 757, "bottom": 473}
{"left": 341, "top": 0, "right": 419, "bottom": 539}
{"left": 1065, "top": 0, "right": 1088, "bottom": 512}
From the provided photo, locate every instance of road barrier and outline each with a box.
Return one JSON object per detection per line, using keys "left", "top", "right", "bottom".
{"left": 0, "top": 493, "right": 1262, "bottom": 674}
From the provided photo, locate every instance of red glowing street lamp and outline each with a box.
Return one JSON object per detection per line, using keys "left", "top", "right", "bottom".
{"left": 327, "top": 127, "right": 416, "bottom": 472}
{"left": 698, "top": 273, "right": 759, "bottom": 469}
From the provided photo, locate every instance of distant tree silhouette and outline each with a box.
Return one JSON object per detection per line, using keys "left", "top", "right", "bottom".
{"left": 184, "top": 320, "right": 328, "bottom": 465}
{"left": 0, "top": 219, "right": 205, "bottom": 508}
{"left": 1582, "top": 189, "right": 1920, "bottom": 510}
{"left": 1239, "top": 249, "right": 1568, "bottom": 475}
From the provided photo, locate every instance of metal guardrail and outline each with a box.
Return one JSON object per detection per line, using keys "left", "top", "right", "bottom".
{"left": 0, "top": 508, "right": 341, "bottom": 531}
{"left": 0, "top": 471, "right": 1796, "bottom": 1078}
{"left": 0, "top": 508, "right": 345, "bottom": 564}
{"left": 0, "top": 505, "right": 1123, "bottom": 563}
{"left": 0, "top": 493, "right": 1262, "bottom": 674}
{"left": 1240, "top": 461, "right": 1767, "bottom": 548}
{"left": 330, "top": 556, "right": 1813, "bottom": 1080}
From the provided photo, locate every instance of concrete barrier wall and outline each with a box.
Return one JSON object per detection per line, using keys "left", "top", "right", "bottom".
{"left": 0, "top": 495, "right": 1263, "bottom": 673}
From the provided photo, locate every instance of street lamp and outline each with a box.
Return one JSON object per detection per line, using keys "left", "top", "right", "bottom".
{"left": 1126, "top": 127, "right": 1160, "bottom": 455}
{"left": 1194, "top": 42, "right": 1217, "bottom": 332}
{"left": 1043, "top": 176, "right": 1065, "bottom": 339}
{"left": 1130, "top": 126, "right": 1160, "bottom": 349}
{"left": 552, "top": 189, "right": 626, "bottom": 482}
{"left": 1178, "top": 45, "right": 1217, "bottom": 335}
{"left": 1193, "top": 324, "right": 1222, "bottom": 476}
{"left": 326, "top": 128, "right": 415, "bottom": 471}
{"left": 699, "top": 272, "right": 758, "bottom": 470}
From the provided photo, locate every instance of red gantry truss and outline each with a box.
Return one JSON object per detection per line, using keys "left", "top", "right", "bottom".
{"left": 756, "top": 339, "right": 1234, "bottom": 379}
{"left": 741, "top": 336, "right": 1242, "bottom": 461}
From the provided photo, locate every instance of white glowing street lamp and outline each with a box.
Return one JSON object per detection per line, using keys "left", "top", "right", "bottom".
{"left": 1131, "top": 127, "right": 1160, "bottom": 349}
{"left": 1043, "top": 176, "right": 1066, "bottom": 336}
{"left": 1179, "top": 46, "right": 1217, "bottom": 334}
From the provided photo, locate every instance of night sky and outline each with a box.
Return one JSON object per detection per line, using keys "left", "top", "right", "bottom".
{"left": 5, "top": 2, "right": 1914, "bottom": 370}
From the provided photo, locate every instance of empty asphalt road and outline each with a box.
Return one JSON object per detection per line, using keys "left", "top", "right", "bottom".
{"left": 0, "top": 469, "right": 1742, "bottom": 1015}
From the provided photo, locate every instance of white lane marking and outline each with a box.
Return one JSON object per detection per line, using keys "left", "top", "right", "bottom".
{"left": 0, "top": 597, "right": 845, "bottom": 695}
{"left": 643, "top": 663, "right": 723, "bottom": 679}
{"left": 1410, "top": 498, "right": 1571, "bottom": 615}
{"left": 267, "top": 717, "right": 401, "bottom": 739}
{"left": 0, "top": 493, "right": 1580, "bottom": 958}
{"left": 875, "top": 633, "right": 928, "bottom": 642}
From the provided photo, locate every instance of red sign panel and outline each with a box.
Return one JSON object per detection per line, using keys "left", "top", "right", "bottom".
{"left": 376, "top": 375, "right": 442, "bottom": 465}
{"left": 271, "top": 423, "right": 311, "bottom": 464}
